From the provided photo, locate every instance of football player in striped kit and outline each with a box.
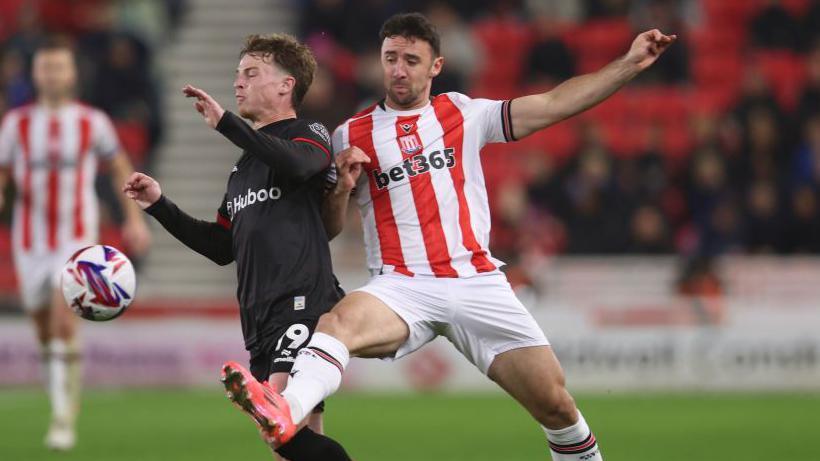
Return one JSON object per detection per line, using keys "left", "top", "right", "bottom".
{"left": 0, "top": 39, "right": 151, "bottom": 450}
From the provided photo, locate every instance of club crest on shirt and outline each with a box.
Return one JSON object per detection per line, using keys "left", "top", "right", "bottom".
{"left": 309, "top": 122, "right": 331, "bottom": 145}
{"left": 399, "top": 134, "right": 422, "bottom": 155}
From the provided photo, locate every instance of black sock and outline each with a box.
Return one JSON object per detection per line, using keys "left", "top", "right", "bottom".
{"left": 275, "top": 427, "right": 352, "bottom": 461}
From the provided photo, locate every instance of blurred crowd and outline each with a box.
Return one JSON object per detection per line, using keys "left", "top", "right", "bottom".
{"left": 297, "top": 0, "right": 820, "bottom": 268}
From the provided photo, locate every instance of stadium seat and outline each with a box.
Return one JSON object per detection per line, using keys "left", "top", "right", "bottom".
{"left": 586, "top": 90, "right": 629, "bottom": 124}
{"left": 601, "top": 120, "right": 648, "bottom": 157}
{"left": 662, "top": 121, "right": 694, "bottom": 158}
{"left": 687, "top": 28, "right": 745, "bottom": 57}
{"left": 517, "top": 119, "right": 580, "bottom": 162}
{"left": 688, "top": 86, "right": 739, "bottom": 115}
{"left": 472, "top": 19, "right": 534, "bottom": 94}
{"left": 114, "top": 122, "right": 149, "bottom": 167}
{"left": 701, "top": 0, "right": 760, "bottom": 30}
{"left": 629, "top": 88, "right": 690, "bottom": 125}
{"left": 752, "top": 50, "right": 808, "bottom": 111}
{"left": 0, "top": 0, "right": 25, "bottom": 40}
{"left": 692, "top": 54, "right": 744, "bottom": 89}
{"left": 562, "top": 19, "right": 633, "bottom": 74}
{"left": 781, "top": 0, "right": 812, "bottom": 17}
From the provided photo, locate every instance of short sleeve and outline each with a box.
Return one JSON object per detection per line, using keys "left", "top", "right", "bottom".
{"left": 216, "top": 194, "right": 232, "bottom": 229}
{"left": 445, "top": 92, "right": 515, "bottom": 146}
{"left": 92, "top": 110, "right": 121, "bottom": 159}
{"left": 0, "top": 112, "right": 18, "bottom": 167}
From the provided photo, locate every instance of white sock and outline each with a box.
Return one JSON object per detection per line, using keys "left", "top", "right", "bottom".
{"left": 281, "top": 333, "right": 349, "bottom": 425}
{"left": 66, "top": 341, "right": 82, "bottom": 420}
{"left": 47, "top": 340, "right": 71, "bottom": 421}
{"left": 544, "top": 411, "right": 602, "bottom": 461}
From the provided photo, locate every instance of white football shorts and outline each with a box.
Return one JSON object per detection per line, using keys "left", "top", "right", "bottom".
{"left": 13, "top": 243, "right": 90, "bottom": 312}
{"left": 353, "top": 271, "right": 549, "bottom": 374}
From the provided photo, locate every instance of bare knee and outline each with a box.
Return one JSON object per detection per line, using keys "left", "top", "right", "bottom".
{"left": 533, "top": 386, "right": 578, "bottom": 429}
{"left": 316, "top": 311, "right": 347, "bottom": 338}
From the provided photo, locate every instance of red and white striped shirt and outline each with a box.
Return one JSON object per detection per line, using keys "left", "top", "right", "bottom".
{"left": 0, "top": 102, "right": 120, "bottom": 254}
{"left": 332, "top": 92, "right": 514, "bottom": 278}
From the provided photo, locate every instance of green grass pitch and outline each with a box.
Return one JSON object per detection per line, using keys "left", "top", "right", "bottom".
{"left": 1, "top": 390, "right": 817, "bottom": 460}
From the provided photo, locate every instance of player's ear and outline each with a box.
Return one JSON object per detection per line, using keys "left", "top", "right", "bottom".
{"left": 279, "top": 75, "right": 296, "bottom": 96}
{"left": 430, "top": 56, "right": 444, "bottom": 78}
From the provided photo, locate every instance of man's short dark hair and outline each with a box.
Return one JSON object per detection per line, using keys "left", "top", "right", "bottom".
{"left": 240, "top": 33, "right": 317, "bottom": 108}
{"left": 34, "top": 36, "right": 75, "bottom": 56}
{"left": 379, "top": 13, "right": 441, "bottom": 57}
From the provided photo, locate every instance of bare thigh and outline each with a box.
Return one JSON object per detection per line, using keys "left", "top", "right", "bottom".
{"left": 487, "top": 345, "right": 578, "bottom": 429}
{"left": 316, "top": 291, "right": 410, "bottom": 358}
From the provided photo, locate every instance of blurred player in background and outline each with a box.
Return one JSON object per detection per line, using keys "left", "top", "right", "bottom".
{"left": 0, "top": 39, "right": 151, "bottom": 450}
{"left": 124, "top": 34, "right": 351, "bottom": 461}
{"left": 238, "top": 13, "right": 675, "bottom": 461}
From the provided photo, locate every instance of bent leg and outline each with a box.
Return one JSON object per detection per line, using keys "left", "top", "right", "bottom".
{"left": 282, "top": 291, "right": 410, "bottom": 425}
{"left": 489, "top": 346, "right": 602, "bottom": 460}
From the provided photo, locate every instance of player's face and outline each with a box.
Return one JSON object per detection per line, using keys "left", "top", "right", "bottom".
{"left": 234, "top": 53, "right": 295, "bottom": 121}
{"left": 381, "top": 36, "right": 443, "bottom": 109}
{"left": 32, "top": 49, "right": 77, "bottom": 102}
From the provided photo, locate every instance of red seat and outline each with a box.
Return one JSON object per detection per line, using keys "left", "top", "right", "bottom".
{"left": 687, "top": 28, "right": 745, "bottom": 57}
{"left": 563, "top": 19, "right": 633, "bottom": 74}
{"left": 662, "top": 121, "right": 694, "bottom": 158}
{"left": 692, "top": 54, "right": 744, "bottom": 89}
{"left": 473, "top": 19, "right": 534, "bottom": 93}
{"left": 0, "top": 0, "right": 26, "bottom": 41}
{"left": 753, "top": 50, "right": 808, "bottom": 111}
{"left": 601, "top": 120, "right": 647, "bottom": 157}
{"left": 114, "top": 122, "right": 148, "bottom": 168}
{"left": 517, "top": 119, "right": 580, "bottom": 162}
{"left": 629, "top": 88, "right": 690, "bottom": 125}
{"left": 701, "top": 0, "right": 760, "bottom": 29}
{"left": 586, "top": 91, "right": 629, "bottom": 124}
{"left": 688, "top": 86, "right": 739, "bottom": 115}
{"left": 781, "top": 0, "right": 812, "bottom": 17}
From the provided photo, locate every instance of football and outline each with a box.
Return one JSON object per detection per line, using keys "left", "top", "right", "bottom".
{"left": 60, "top": 245, "right": 137, "bottom": 321}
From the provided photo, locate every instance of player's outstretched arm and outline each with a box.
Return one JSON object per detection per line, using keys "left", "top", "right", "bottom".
{"left": 510, "top": 29, "right": 676, "bottom": 140}
{"left": 182, "top": 85, "right": 330, "bottom": 182}
{"left": 123, "top": 172, "right": 234, "bottom": 266}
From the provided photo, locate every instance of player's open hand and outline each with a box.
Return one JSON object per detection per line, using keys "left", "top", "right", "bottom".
{"left": 123, "top": 172, "right": 162, "bottom": 210}
{"left": 183, "top": 84, "right": 225, "bottom": 129}
{"left": 625, "top": 29, "right": 677, "bottom": 71}
{"left": 335, "top": 146, "right": 370, "bottom": 193}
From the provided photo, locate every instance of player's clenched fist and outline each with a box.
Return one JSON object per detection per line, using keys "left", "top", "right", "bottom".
{"left": 335, "top": 146, "right": 370, "bottom": 193}
{"left": 625, "top": 29, "right": 677, "bottom": 71}
{"left": 123, "top": 172, "right": 162, "bottom": 210}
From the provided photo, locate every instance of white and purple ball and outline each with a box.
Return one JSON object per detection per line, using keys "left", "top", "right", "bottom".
{"left": 60, "top": 245, "right": 136, "bottom": 321}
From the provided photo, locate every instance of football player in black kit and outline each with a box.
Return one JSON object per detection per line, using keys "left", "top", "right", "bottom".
{"left": 123, "top": 34, "right": 358, "bottom": 461}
